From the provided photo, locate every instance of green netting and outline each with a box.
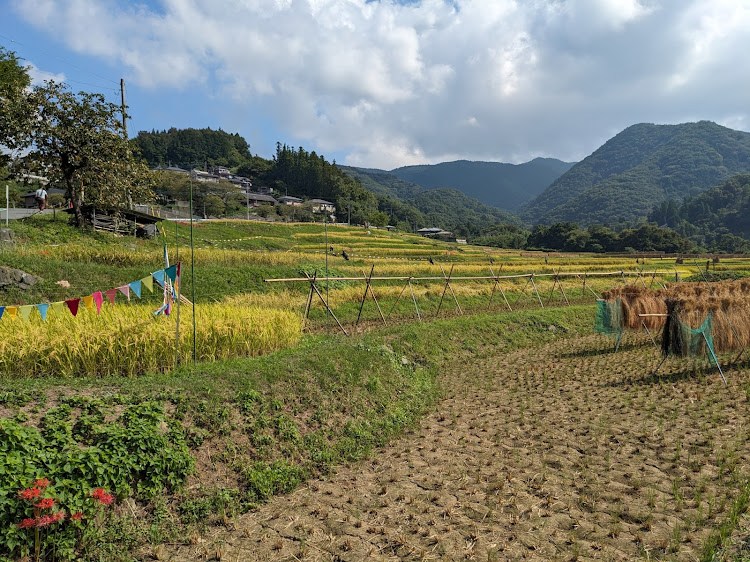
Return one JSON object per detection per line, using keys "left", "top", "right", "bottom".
{"left": 661, "top": 311, "right": 717, "bottom": 366}
{"left": 594, "top": 299, "right": 622, "bottom": 336}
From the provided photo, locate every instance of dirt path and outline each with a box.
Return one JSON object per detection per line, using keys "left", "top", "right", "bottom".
{"left": 165, "top": 333, "right": 750, "bottom": 561}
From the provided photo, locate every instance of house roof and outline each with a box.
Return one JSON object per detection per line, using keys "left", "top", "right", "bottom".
{"left": 247, "top": 194, "right": 277, "bottom": 203}
{"left": 278, "top": 196, "right": 302, "bottom": 202}
{"left": 309, "top": 199, "right": 334, "bottom": 205}
{"left": 417, "top": 227, "right": 443, "bottom": 233}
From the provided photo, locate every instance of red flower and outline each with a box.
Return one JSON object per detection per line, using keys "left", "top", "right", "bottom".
{"left": 35, "top": 498, "right": 55, "bottom": 509}
{"left": 92, "top": 488, "right": 114, "bottom": 505}
{"left": 18, "top": 488, "right": 41, "bottom": 500}
{"left": 17, "top": 518, "right": 36, "bottom": 529}
{"left": 51, "top": 511, "right": 65, "bottom": 523}
{"left": 36, "top": 515, "right": 54, "bottom": 527}
{"left": 33, "top": 478, "right": 50, "bottom": 489}
{"left": 71, "top": 512, "right": 84, "bottom": 521}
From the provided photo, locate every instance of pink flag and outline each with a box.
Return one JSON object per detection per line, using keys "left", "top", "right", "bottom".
{"left": 92, "top": 292, "right": 104, "bottom": 314}
{"left": 117, "top": 285, "right": 131, "bottom": 301}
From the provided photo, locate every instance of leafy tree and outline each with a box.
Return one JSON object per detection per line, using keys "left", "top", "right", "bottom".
{"left": 0, "top": 47, "right": 32, "bottom": 167}
{"left": 13, "top": 82, "right": 154, "bottom": 226}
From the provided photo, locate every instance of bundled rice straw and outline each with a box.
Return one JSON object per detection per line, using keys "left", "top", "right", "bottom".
{"left": 661, "top": 295, "right": 750, "bottom": 355}
{"left": 602, "top": 279, "right": 750, "bottom": 333}
{"left": 601, "top": 286, "right": 667, "bottom": 330}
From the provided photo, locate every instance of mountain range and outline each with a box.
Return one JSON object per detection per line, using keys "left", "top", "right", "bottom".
{"left": 344, "top": 121, "right": 750, "bottom": 231}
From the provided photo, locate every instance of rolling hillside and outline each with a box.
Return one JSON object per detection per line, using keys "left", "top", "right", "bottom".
{"left": 344, "top": 158, "right": 573, "bottom": 213}
{"left": 520, "top": 121, "right": 750, "bottom": 226}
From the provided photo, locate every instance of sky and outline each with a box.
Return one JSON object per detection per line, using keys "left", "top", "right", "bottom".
{"left": 2, "top": 0, "right": 749, "bottom": 170}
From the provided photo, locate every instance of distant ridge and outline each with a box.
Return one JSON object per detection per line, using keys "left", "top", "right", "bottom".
{"left": 349, "top": 158, "right": 574, "bottom": 213}
{"left": 520, "top": 121, "right": 750, "bottom": 226}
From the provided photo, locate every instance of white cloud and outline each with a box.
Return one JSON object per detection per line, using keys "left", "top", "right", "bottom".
{"left": 9, "top": 0, "right": 750, "bottom": 168}
{"left": 26, "top": 63, "right": 65, "bottom": 86}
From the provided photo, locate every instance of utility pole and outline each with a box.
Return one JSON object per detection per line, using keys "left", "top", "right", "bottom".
{"left": 120, "top": 79, "right": 128, "bottom": 138}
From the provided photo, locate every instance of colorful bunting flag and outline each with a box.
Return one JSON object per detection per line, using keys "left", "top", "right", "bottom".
{"left": 105, "top": 289, "right": 118, "bottom": 305}
{"left": 19, "top": 305, "right": 34, "bottom": 322}
{"left": 152, "top": 270, "right": 166, "bottom": 287}
{"left": 93, "top": 292, "right": 103, "bottom": 314}
{"left": 0, "top": 306, "right": 4, "bottom": 321}
{"left": 6, "top": 306, "right": 18, "bottom": 320}
{"left": 129, "top": 280, "right": 142, "bottom": 299}
{"left": 141, "top": 276, "right": 154, "bottom": 293}
{"left": 51, "top": 302, "right": 65, "bottom": 316}
{"left": 36, "top": 303, "right": 50, "bottom": 322}
{"left": 65, "top": 299, "right": 80, "bottom": 317}
{"left": 117, "top": 285, "right": 130, "bottom": 301}
{"left": 165, "top": 264, "right": 178, "bottom": 283}
{"left": 82, "top": 295, "right": 94, "bottom": 310}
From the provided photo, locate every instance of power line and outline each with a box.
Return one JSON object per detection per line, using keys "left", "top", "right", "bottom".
{"left": 0, "top": 33, "right": 121, "bottom": 87}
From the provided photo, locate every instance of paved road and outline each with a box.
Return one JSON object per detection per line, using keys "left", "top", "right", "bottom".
{"left": 0, "top": 208, "right": 55, "bottom": 221}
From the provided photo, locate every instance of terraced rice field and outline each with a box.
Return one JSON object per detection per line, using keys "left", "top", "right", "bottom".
{"left": 164, "top": 331, "right": 750, "bottom": 561}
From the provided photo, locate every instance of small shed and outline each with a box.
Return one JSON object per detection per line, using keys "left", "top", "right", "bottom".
{"left": 247, "top": 193, "right": 278, "bottom": 207}
{"left": 64, "top": 205, "right": 162, "bottom": 238}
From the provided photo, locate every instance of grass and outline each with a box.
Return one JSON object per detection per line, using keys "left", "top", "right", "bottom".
{"left": 3, "top": 215, "right": 750, "bottom": 558}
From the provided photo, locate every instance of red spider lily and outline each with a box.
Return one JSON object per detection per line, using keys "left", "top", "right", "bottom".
{"left": 35, "top": 515, "right": 54, "bottom": 528}
{"left": 35, "top": 498, "right": 55, "bottom": 509}
{"left": 33, "top": 478, "right": 50, "bottom": 489}
{"left": 18, "top": 488, "right": 41, "bottom": 500}
{"left": 71, "top": 512, "right": 83, "bottom": 521}
{"left": 91, "top": 488, "right": 114, "bottom": 505}
{"left": 17, "top": 518, "right": 36, "bottom": 529}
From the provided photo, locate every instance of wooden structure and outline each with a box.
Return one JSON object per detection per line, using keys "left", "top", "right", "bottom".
{"left": 64, "top": 205, "right": 162, "bottom": 237}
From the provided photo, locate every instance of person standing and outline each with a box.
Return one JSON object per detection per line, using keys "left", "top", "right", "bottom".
{"left": 34, "top": 186, "right": 48, "bottom": 211}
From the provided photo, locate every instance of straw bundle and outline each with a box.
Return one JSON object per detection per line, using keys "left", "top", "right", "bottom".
{"left": 601, "top": 286, "right": 667, "bottom": 330}
{"left": 661, "top": 295, "right": 750, "bottom": 356}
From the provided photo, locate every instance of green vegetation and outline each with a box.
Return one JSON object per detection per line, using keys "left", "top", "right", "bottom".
{"left": 381, "top": 157, "right": 573, "bottom": 212}
{"left": 521, "top": 121, "right": 750, "bottom": 226}
{"left": 649, "top": 174, "right": 750, "bottom": 252}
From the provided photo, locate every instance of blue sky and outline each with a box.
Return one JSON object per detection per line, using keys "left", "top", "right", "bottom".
{"left": 2, "top": 0, "right": 749, "bottom": 169}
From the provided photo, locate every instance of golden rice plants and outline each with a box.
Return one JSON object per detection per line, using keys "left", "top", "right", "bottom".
{"left": 0, "top": 302, "right": 303, "bottom": 378}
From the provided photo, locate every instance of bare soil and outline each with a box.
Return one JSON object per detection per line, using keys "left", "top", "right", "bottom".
{"left": 162, "top": 332, "right": 750, "bottom": 561}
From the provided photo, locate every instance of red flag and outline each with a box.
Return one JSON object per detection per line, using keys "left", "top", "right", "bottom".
{"left": 65, "top": 298, "right": 80, "bottom": 317}
{"left": 105, "top": 289, "right": 118, "bottom": 305}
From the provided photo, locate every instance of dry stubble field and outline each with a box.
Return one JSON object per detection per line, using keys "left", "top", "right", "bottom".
{"left": 165, "top": 330, "right": 750, "bottom": 561}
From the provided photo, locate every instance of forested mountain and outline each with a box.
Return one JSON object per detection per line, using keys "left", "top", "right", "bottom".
{"left": 649, "top": 174, "right": 750, "bottom": 252}
{"left": 339, "top": 166, "right": 519, "bottom": 238}
{"left": 345, "top": 158, "right": 572, "bottom": 212}
{"left": 388, "top": 158, "right": 574, "bottom": 211}
{"left": 520, "top": 121, "right": 750, "bottom": 226}
{"left": 134, "top": 128, "right": 253, "bottom": 169}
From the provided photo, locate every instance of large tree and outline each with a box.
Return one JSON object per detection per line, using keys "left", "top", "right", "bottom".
{"left": 15, "top": 81, "right": 154, "bottom": 226}
{"left": 0, "top": 47, "right": 33, "bottom": 167}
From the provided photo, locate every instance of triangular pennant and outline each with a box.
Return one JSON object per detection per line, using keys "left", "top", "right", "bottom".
{"left": 92, "top": 292, "right": 104, "bottom": 314}
{"left": 82, "top": 295, "right": 94, "bottom": 310}
{"left": 129, "top": 280, "right": 142, "bottom": 299}
{"left": 105, "top": 289, "right": 118, "bottom": 305}
{"left": 51, "top": 302, "right": 65, "bottom": 316}
{"left": 19, "top": 305, "right": 34, "bottom": 322}
{"left": 152, "top": 270, "right": 166, "bottom": 287}
{"left": 117, "top": 285, "right": 130, "bottom": 301}
{"left": 6, "top": 306, "right": 18, "bottom": 320}
{"left": 0, "top": 306, "right": 4, "bottom": 321}
{"left": 141, "top": 276, "right": 154, "bottom": 293}
{"left": 165, "top": 265, "right": 178, "bottom": 283}
{"left": 36, "top": 303, "right": 50, "bottom": 322}
{"left": 65, "top": 299, "right": 80, "bottom": 317}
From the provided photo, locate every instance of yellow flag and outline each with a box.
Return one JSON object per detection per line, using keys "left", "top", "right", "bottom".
{"left": 19, "top": 305, "right": 34, "bottom": 322}
{"left": 51, "top": 302, "right": 65, "bottom": 316}
{"left": 141, "top": 275, "right": 154, "bottom": 293}
{"left": 82, "top": 295, "right": 94, "bottom": 309}
{"left": 6, "top": 306, "right": 18, "bottom": 320}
